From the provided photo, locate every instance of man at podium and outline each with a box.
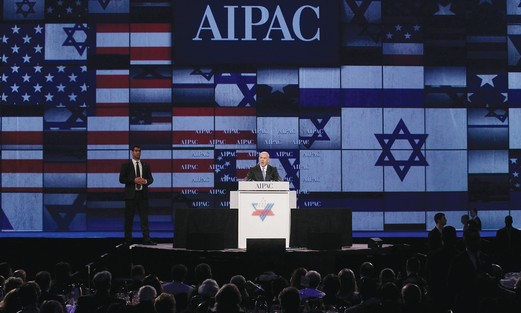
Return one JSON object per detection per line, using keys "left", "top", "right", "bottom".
{"left": 246, "top": 151, "right": 281, "bottom": 181}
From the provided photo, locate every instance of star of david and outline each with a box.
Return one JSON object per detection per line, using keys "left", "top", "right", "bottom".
{"left": 237, "top": 83, "right": 255, "bottom": 107}
{"left": 16, "top": 0, "right": 36, "bottom": 18}
{"left": 191, "top": 68, "right": 214, "bottom": 81}
{"left": 375, "top": 119, "right": 428, "bottom": 181}
{"left": 485, "top": 105, "right": 508, "bottom": 123}
{"left": 300, "top": 117, "right": 331, "bottom": 149}
{"left": 251, "top": 200, "right": 275, "bottom": 221}
{"left": 133, "top": 66, "right": 167, "bottom": 79}
{"left": 62, "top": 24, "right": 89, "bottom": 56}
{"left": 346, "top": 0, "right": 372, "bottom": 25}
{"left": 97, "top": 0, "right": 111, "bottom": 10}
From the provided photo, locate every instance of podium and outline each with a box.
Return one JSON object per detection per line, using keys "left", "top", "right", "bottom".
{"left": 230, "top": 181, "right": 296, "bottom": 249}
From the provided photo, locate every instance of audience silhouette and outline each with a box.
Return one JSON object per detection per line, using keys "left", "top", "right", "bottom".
{"left": 2, "top": 214, "right": 521, "bottom": 313}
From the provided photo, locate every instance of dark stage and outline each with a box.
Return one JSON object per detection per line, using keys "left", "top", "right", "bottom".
{"left": 0, "top": 236, "right": 419, "bottom": 286}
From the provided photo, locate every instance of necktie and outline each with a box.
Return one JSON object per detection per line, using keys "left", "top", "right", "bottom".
{"left": 135, "top": 162, "right": 142, "bottom": 190}
{"left": 262, "top": 167, "right": 266, "bottom": 181}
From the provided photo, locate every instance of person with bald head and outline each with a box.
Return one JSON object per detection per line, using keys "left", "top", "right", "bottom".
{"left": 246, "top": 151, "right": 281, "bottom": 182}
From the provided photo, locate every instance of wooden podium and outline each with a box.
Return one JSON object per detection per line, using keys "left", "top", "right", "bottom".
{"left": 230, "top": 181, "right": 296, "bottom": 249}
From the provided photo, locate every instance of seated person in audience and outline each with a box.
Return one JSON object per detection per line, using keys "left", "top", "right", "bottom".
{"left": 162, "top": 264, "right": 194, "bottom": 312}
{"left": 75, "top": 270, "right": 125, "bottom": 313}
{"left": 0, "top": 288, "right": 22, "bottom": 313}
{"left": 40, "top": 300, "right": 65, "bottom": 313}
{"left": 4, "top": 277, "right": 23, "bottom": 294}
{"left": 143, "top": 274, "right": 163, "bottom": 296}
{"left": 35, "top": 271, "right": 65, "bottom": 308}
{"left": 213, "top": 283, "right": 243, "bottom": 313}
{"left": 321, "top": 273, "right": 342, "bottom": 308}
{"left": 298, "top": 270, "right": 325, "bottom": 300}
{"left": 401, "top": 283, "right": 423, "bottom": 313}
{"left": 127, "top": 265, "right": 146, "bottom": 293}
{"left": 187, "top": 279, "right": 219, "bottom": 313}
{"left": 398, "top": 257, "right": 427, "bottom": 297}
{"left": 12, "top": 270, "right": 26, "bottom": 282}
{"left": 278, "top": 287, "right": 300, "bottom": 313}
{"left": 379, "top": 282, "right": 401, "bottom": 313}
{"left": 0, "top": 263, "right": 13, "bottom": 280}
{"left": 154, "top": 293, "right": 176, "bottom": 313}
{"left": 289, "top": 267, "right": 307, "bottom": 290}
{"left": 18, "top": 282, "right": 41, "bottom": 313}
{"left": 344, "top": 277, "right": 379, "bottom": 313}
{"left": 49, "top": 262, "right": 74, "bottom": 297}
{"left": 379, "top": 268, "right": 396, "bottom": 286}
{"left": 128, "top": 285, "right": 156, "bottom": 313}
{"left": 229, "top": 275, "right": 251, "bottom": 312}
{"left": 337, "top": 268, "right": 361, "bottom": 308}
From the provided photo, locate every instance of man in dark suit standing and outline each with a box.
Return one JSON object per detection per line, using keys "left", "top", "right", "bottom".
{"left": 246, "top": 151, "right": 281, "bottom": 181}
{"left": 119, "top": 145, "right": 155, "bottom": 245}
{"left": 427, "top": 212, "right": 446, "bottom": 251}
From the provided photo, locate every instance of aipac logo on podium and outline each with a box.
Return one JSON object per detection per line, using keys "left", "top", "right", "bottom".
{"left": 251, "top": 198, "right": 275, "bottom": 221}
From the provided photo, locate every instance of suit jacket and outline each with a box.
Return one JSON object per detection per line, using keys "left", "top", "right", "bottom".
{"left": 496, "top": 226, "right": 521, "bottom": 253}
{"left": 427, "top": 227, "right": 443, "bottom": 251}
{"left": 246, "top": 164, "right": 281, "bottom": 181}
{"left": 119, "top": 160, "right": 154, "bottom": 199}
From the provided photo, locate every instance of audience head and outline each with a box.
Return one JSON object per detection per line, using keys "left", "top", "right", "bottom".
{"left": 0, "top": 262, "right": 13, "bottom": 279}
{"left": 380, "top": 282, "right": 400, "bottom": 304}
{"left": 401, "top": 283, "right": 422, "bottom": 305}
{"left": 54, "top": 262, "right": 72, "bottom": 281}
{"left": 170, "top": 264, "right": 188, "bottom": 282}
{"left": 131, "top": 264, "right": 145, "bottom": 281}
{"left": 434, "top": 212, "right": 447, "bottom": 226}
{"left": 505, "top": 215, "right": 513, "bottom": 228}
{"left": 214, "top": 283, "right": 242, "bottom": 312}
{"left": 229, "top": 275, "right": 246, "bottom": 290}
{"left": 137, "top": 285, "right": 157, "bottom": 303}
{"left": 92, "top": 270, "right": 112, "bottom": 292}
{"left": 12, "top": 269, "right": 26, "bottom": 282}
{"left": 359, "top": 261, "right": 375, "bottom": 280}
{"left": 198, "top": 279, "right": 219, "bottom": 298}
{"left": 379, "top": 268, "right": 396, "bottom": 284}
{"left": 405, "top": 257, "right": 421, "bottom": 276}
{"left": 18, "top": 281, "right": 41, "bottom": 307}
{"left": 143, "top": 274, "right": 163, "bottom": 295}
{"left": 5, "top": 276, "right": 24, "bottom": 293}
{"left": 461, "top": 214, "right": 470, "bottom": 227}
{"left": 470, "top": 208, "right": 478, "bottom": 218}
{"left": 278, "top": 287, "right": 300, "bottom": 313}
{"left": 338, "top": 268, "right": 358, "bottom": 293}
{"left": 35, "top": 271, "right": 52, "bottom": 292}
{"left": 194, "top": 263, "right": 212, "bottom": 284}
{"left": 40, "top": 300, "right": 65, "bottom": 313}
{"left": 441, "top": 226, "right": 457, "bottom": 246}
{"left": 154, "top": 292, "right": 176, "bottom": 313}
{"left": 289, "top": 267, "right": 307, "bottom": 289}
{"left": 302, "top": 270, "right": 321, "bottom": 289}
{"left": 322, "top": 273, "right": 340, "bottom": 295}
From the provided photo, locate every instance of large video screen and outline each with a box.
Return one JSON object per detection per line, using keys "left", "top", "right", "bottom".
{"left": 1, "top": 0, "right": 521, "bottom": 235}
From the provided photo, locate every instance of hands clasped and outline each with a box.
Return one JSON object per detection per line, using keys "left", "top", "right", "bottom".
{"left": 134, "top": 177, "right": 147, "bottom": 185}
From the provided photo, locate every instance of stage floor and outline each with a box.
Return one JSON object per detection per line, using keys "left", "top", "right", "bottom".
{"left": 126, "top": 242, "right": 413, "bottom": 283}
